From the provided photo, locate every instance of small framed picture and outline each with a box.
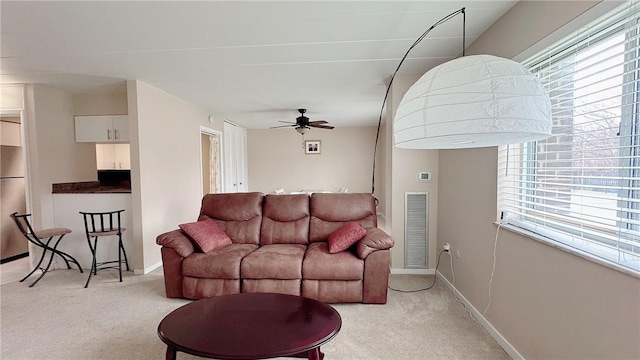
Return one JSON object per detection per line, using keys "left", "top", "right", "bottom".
{"left": 305, "top": 140, "right": 321, "bottom": 155}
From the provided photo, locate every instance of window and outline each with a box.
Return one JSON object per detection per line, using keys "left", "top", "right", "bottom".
{"left": 498, "top": 1, "right": 640, "bottom": 274}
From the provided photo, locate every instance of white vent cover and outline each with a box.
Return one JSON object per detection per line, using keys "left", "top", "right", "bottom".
{"left": 405, "top": 192, "right": 428, "bottom": 268}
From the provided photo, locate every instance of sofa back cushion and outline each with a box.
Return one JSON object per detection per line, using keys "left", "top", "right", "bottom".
{"left": 309, "top": 193, "right": 377, "bottom": 243}
{"left": 261, "top": 194, "right": 310, "bottom": 245}
{"left": 198, "top": 192, "right": 263, "bottom": 245}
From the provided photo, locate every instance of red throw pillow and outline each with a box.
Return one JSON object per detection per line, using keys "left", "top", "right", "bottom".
{"left": 328, "top": 221, "right": 366, "bottom": 254}
{"left": 179, "top": 219, "right": 231, "bottom": 253}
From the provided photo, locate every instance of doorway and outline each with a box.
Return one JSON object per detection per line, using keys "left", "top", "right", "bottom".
{"left": 200, "top": 128, "right": 223, "bottom": 196}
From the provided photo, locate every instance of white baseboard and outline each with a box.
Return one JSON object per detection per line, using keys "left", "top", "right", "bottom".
{"left": 391, "top": 268, "right": 435, "bottom": 275}
{"left": 134, "top": 261, "right": 162, "bottom": 275}
{"left": 436, "top": 271, "right": 524, "bottom": 360}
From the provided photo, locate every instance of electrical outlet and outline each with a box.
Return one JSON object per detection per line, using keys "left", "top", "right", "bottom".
{"left": 443, "top": 243, "right": 451, "bottom": 252}
{"left": 500, "top": 210, "right": 509, "bottom": 224}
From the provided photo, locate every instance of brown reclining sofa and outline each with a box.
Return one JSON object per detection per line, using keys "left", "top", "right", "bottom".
{"left": 156, "top": 192, "right": 395, "bottom": 303}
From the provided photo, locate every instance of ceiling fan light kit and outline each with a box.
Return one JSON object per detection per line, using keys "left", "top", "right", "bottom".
{"left": 271, "top": 109, "right": 335, "bottom": 135}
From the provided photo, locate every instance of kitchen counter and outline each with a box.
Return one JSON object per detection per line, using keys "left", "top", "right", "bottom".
{"left": 52, "top": 181, "right": 131, "bottom": 194}
{"left": 52, "top": 191, "right": 133, "bottom": 269}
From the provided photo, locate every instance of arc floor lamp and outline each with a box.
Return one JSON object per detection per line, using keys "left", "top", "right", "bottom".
{"left": 372, "top": 7, "right": 552, "bottom": 191}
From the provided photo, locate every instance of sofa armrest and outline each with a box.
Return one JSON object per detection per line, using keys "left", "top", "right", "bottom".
{"left": 363, "top": 249, "right": 390, "bottom": 303}
{"left": 356, "top": 227, "right": 395, "bottom": 259}
{"left": 156, "top": 229, "right": 196, "bottom": 258}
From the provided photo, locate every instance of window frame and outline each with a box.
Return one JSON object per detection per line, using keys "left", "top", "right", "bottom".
{"left": 498, "top": 1, "right": 640, "bottom": 276}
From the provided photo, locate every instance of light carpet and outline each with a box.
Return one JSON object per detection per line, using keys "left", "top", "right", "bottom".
{"left": 0, "top": 268, "right": 509, "bottom": 360}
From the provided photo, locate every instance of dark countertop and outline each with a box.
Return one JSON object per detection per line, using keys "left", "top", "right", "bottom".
{"left": 52, "top": 181, "right": 131, "bottom": 194}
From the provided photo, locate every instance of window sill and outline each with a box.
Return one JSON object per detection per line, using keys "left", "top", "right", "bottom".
{"left": 493, "top": 222, "right": 640, "bottom": 279}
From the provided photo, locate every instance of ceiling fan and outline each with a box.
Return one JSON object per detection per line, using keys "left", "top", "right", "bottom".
{"left": 270, "top": 109, "right": 334, "bottom": 135}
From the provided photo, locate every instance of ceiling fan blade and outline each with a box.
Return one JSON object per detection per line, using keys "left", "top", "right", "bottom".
{"left": 270, "top": 124, "right": 296, "bottom": 129}
{"left": 278, "top": 121, "right": 297, "bottom": 124}
{"left": 308, "top": 120, "right": 328, "bottom": 125}
{"left": 309, "top": 124, "right": 334, "bottom": 129}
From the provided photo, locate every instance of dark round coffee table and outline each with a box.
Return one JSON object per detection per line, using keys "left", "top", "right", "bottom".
{"left": 158, "top": 292, "right": 342, "bottom": 360}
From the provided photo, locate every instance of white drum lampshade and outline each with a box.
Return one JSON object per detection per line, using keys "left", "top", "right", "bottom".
{"left": 393, "top": 55, "right": 552, "bottom": 149}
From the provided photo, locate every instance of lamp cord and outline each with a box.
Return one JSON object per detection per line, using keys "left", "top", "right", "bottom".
{"left": 483, "top": 223, "right": 502, "bottom": 315}
{"left": 371, "top": 7, "right": 466, "bottom": 194}
{"left": 388, "top": 249, "right": 447, "bottom": 292}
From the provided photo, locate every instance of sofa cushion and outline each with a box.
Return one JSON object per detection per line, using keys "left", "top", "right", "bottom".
{"left": 199, "top": 192, "right": 263, "bottom": 245}
{"left": 183, "top": 243, "right": 258, "bottom": 279}
{"left": 302, "top": 279, "right": 363, "bottom": 303}
{"left": 182, "top": 277, "right": 240, "bottom": 300}
{"left": 303, "top": 242, "right": 363, "bottom": 280}
{"left": 242, "top": 279, "right": 301, "bottom": 296}
{"left": 179, "top": 219, "right": 232, "bottom": 253}
{"left": 260, "top": 194, "right": 310, "bottom": 245}
{"left": 328, "top": 221, "right": 366, "bottom": 253}
{"left": 241, "top": 244, "right": 306, "bottom": 279}
{"left": 309, "top": 193, "right": 377, "bottom": 242}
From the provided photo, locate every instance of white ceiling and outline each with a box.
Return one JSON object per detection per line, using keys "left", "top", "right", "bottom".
{"left": 1, "top": 1, "right": 516, "bottom": 129}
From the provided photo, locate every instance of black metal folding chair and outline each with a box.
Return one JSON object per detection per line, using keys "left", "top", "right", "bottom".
{"left": 9, "top": 212, "right": 83, "bottom": 287}
{"left": 80, "top": 210, "right": 130, "bottom": 288}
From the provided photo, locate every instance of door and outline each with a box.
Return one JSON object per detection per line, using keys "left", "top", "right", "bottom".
{"left": 236, "top": 128, "right": 248, "bottom": 192}
{"left": 201, "top": 128, "right": 223, "bottom": 195}
{"left": 75, "top": 115, "right": 113, "bottom": 142}
{"left": 223, "top": 122, "right": 248, "bottom": 193}
{"left": 112, "top": 115, "right": 129, "bottom": 142}
{"left": 223, "top": 122, "right": 236, "bottom": 192}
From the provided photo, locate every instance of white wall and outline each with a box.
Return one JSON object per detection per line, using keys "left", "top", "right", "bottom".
{"left": 244, "top": 81, "right": 439, "bottom": 272}
{"left": 25, "top": 85, "right": 97, "bottom": 229}
{"left": 127, "top": 80, "right": 222, "bottom": 273}
{"left": 374, "top": 111, "right": 387, "bottom": 224}
{"left": 247, "top": 127, "right": 376, "bottom": 194}
{"left": 436, "top": 1, "right": 640, "bottom": 359}
{"left": 388, "top": 74, "right": 439, "bottom": 271}
{"left": 16, "top": 80, "right": 219, "bottom": 275}
{"left": 73, "top": 92, "right": 128, "bottom": 116}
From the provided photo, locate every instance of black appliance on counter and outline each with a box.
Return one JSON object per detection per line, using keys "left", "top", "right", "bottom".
{"left": 98, "top": 170, "right": 131, "bottom": 187}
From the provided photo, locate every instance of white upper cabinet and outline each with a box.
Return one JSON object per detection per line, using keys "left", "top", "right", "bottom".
{"left": 96, "top": 143, "right": 131, "bottom": 170}
{"left": 75, "top": 115, "right": 129, "bottom": 143}
{"left": 112, "top": 115, "right": 129, "bottom": 142}
{"left": 0, "top": 121, "right": 21, "bottom": 146}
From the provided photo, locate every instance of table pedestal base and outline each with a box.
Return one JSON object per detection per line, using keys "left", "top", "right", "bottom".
{"left": 165, "top": 346, "right": 325, "bottom": 360}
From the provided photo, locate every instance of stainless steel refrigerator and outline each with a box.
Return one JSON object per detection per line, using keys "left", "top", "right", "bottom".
{"left": 1, "top": 118, "right": 28, "bottom": 262}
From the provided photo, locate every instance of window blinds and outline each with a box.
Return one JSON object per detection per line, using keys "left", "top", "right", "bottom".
{"left": 498, "top": 0, "right": 640, "bottom": 273}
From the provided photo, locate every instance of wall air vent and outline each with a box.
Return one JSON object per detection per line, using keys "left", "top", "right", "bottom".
{"left": 405, "top": 192, "right": 428, "bottom": 268}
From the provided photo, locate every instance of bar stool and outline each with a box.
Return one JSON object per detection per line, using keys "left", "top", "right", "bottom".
{"left": 9, "top": 212, "right": 83, "bottom": 287}
{"left": 80, "top": 209, "right": 130, "bottom": 288}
